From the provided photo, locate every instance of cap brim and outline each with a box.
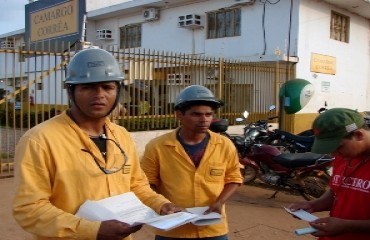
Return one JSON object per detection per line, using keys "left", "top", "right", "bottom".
{"left": 311, "top": 137, "right": 342, "bottom": 154}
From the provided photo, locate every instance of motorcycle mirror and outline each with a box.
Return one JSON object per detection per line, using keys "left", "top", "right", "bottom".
{"left": 269, "top": 105, "right": 276, "bottom": 111}
{"left": 243, "top": 111, "right": 249, "bottom": 119}
{"left": 318, "top": 107, "right": 327, "bottom": 114}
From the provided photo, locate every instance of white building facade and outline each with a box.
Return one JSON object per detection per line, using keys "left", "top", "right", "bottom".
{"left": 1, "top": 0, "right": 369, "bottom": 116}
{"left": 86, "top": 0, "right": 370, "bottom": 113}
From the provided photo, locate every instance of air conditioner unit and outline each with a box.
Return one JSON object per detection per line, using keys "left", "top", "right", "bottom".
{"left": 143, "top": 8, "right": 159, "bottom": 21}
{"left": 167, "top": 73, "right": 191, "bottom": 85}
{"left": 178, "top": 14, "right": 203, "bottom": 29}
{"left": 96, "top": 29, "right": 113, "bottom": 40}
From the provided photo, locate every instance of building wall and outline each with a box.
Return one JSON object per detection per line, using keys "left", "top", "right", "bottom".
{"left": 2, "top": 0, "right": 369, "bottom": 128}
{"left": 86, "top": 0, "right": 132, "bottom": 11}
{"left": 297, "top": 0, "right": 370, "bottom": 113}
{"left": 87, "top": 0, "right": 370, "bottom": 117}
{"left": 87, "top": 0, "right": 299, "bottom": 61}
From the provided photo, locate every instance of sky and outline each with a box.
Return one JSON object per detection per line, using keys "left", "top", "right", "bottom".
{"left": 0, "top": 0, "right": 29, "bottom": 35}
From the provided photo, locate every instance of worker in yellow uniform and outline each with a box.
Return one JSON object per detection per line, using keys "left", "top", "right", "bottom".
{"left": 141, "top": 85, "right": 243, "bottom": 240}
{"left": 12, "top": 48, "right": 181, "bottom": 240}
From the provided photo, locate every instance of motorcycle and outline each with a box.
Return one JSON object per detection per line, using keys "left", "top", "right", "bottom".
{"left": 263, "top": 104, "right": 329, "bottom": 153}
{"left": 210, "top": 113, "right": 332, "bottom": 200}
{"left": 267, "top": 109, "right": 370, "bottom": 153}
{"left": 232, "top": 105, "right": 278, "bottom": 144}
{"left": 240, "top": 143, "right": 332, "bottom": 200}
{"left": 231, "top": 108, "right": 315, "bottom": 153}
{"left": 265, "top": 129, "right": 315, "bottom": 153}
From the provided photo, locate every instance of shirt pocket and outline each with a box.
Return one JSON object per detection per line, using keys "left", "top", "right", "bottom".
{"left": 204, "top": 163, "right": 225, "bottom": 182}
{"left": 110, "top": 153, "right": 131, "bottom": 184}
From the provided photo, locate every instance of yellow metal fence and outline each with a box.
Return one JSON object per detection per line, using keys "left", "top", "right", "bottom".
{"left": 0, "top": 41, "right": 294, "bottom": 176}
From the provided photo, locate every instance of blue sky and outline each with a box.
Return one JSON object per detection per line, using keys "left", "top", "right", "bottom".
{"left": 0, "top": 0, "right": 29, "bottom": 35}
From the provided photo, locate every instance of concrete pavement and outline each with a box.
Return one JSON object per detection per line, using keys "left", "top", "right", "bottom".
{"left": 0, "top": 125, "right": 326, "bottom": 239}
{"left": 0, "top": 176, "right": 325, "bottom": 240}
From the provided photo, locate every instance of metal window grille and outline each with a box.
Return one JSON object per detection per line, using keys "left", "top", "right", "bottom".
{"left": 330, "top": 11, "right": 349, "bottom": 43}
{"left": 207, "top": 8, "right": 241, "bottom": 39}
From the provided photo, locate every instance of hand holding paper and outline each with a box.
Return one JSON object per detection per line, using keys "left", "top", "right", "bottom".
{"left": 284, "top": 207, "right": 319, "bottom": 235}
{"left": 185, "top": 207, "right": 221, "bottom": 226}
{"left": 76, "top": 192, "right": 221, "bottom": 231}
{"left": 284, "top": 207, "right": 318, "bottom": 222}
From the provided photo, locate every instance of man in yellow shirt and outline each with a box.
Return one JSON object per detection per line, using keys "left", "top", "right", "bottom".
{"left": 141, "top": 85, "right": 243, "bottom": 240}
{"left": 12, "top": 48, "right": 181, "bottom": 240}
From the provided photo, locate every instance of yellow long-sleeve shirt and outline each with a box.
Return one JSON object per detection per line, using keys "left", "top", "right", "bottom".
{"left": 141, "top": 129, "right": 243, "bottom": 238}
{"left": 12, "top": 111, "right": 170, "bottom": 240}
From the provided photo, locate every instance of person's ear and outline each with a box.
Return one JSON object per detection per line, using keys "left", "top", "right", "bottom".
{"left": 354, "top": 130, "right": 365, "bottom": 141}
{"left": 175, "top": 110, "right": 183, "bottom": 119}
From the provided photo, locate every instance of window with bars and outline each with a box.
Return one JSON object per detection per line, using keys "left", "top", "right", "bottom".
{"left": 207, "top": 8, "right": 241, "bottom": 39}
{"left": 330, "top": 11, "right": 349, "bottom": 43}
{"left": 120, "top": 24, "right": 142, "bottom": 49}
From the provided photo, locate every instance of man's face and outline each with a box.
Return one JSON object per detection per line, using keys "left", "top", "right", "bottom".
{"left": 72, "top": 81, "right": 118, "bottom": 118}
{"left": 176, "top": 105, "right": 214, "bottom": 134}
{"left": 332, "top": 131, "right": 363, "bottom": 159}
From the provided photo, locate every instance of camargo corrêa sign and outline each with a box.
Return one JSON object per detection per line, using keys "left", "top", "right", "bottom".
{"left": 30, "top": 1, "right": 78, "bottom": 41}
{"left": 25, "top": 0, "right": 86, "bottom": 52}
{"left": 310, "top": 53, "right": 336, "bottom": 75}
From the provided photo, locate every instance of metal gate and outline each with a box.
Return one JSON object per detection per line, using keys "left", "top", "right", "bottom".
{"left": 0, "top": 41, "right": 294, "bottom": 176}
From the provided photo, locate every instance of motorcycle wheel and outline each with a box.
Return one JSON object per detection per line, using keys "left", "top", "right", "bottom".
{"left": 240, "top": 166, "right": 257, "bottom": 184}
{"left": 300, "top": 174, "right": 330, "bottom": 200}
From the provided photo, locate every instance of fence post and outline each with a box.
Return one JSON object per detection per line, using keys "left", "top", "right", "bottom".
{"left": 217, "top": 58, "right": 224, "bottom": 116}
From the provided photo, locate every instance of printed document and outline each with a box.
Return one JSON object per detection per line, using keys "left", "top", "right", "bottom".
{"left": 76, "top": 192, "right": 221, "bottom": 231}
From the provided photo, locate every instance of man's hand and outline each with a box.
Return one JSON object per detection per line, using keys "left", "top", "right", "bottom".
{"left": 160, "top": 203, "right": 184, "bottom": 215}
{"left": 310, "top": 217, "right": 348, "bottom": 237}
{"left": 287, "top": 201, "right": 315, "bottom": 213}
{"left": 97, "top": 220, "right": 142, "bottom": 240}
{"left": 204, "top": 201, "right": 222, "bottom": 214}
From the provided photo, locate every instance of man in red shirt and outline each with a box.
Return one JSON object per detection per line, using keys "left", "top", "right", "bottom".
{"left": 288, "top": 108, "right": 370, "bottom": 240}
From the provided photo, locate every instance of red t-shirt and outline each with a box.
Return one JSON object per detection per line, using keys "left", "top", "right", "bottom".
{"left": 319, "top": 156, "right": 370, "bottom": 240}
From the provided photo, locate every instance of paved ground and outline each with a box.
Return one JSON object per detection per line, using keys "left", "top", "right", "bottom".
{"left": 0, "top": 177, "right": 328, "bottom": 240}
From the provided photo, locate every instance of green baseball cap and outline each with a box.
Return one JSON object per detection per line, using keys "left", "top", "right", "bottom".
{"left": 311, "top": 108, "right": 364, "bottom": 154}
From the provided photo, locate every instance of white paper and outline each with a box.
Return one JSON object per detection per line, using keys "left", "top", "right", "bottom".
{"left": 185, "top": 206, "right": 222, "bottom": 226}
{"left": 295, "top": 226, "right": 318, "bottom": 235}
{"left": 146, "top": 212, "right": 196, "bottom": 230}
{"left": 284, "top": 207, "right": 319, "bottom": 236}
{"left": 284, "top": 207, "right": 318, "bottom": 222}
{"left": 75, "top": 192, "right": 220, "bottom": 231}
{"left": 92, "top": 192, "right": 159, "bottom": 225}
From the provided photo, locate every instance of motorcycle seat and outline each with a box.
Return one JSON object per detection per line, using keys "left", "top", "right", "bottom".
{"left": 272, "top": 152, "right": 330, "bottom": 168}
{"left": 274, "top": 129, "right": 314, "bottom": 143}
{"left": 210, "top": 118, "right": 229, "bottom": 133}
